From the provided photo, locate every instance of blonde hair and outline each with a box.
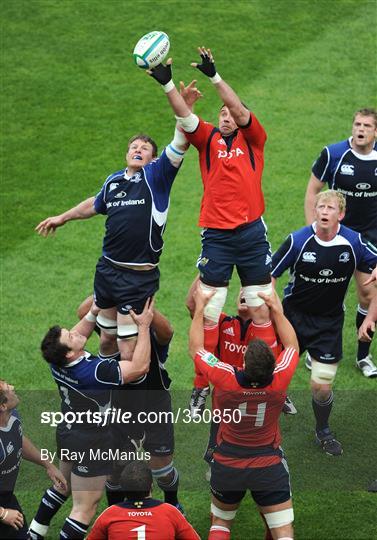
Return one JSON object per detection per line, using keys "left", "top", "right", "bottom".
{"left": 315, "top": 190, "right": 346, "bottom": 214}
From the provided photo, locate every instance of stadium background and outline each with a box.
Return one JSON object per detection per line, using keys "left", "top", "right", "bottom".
{"left": 1, "top": 1, "right": 376, "bottom": 538}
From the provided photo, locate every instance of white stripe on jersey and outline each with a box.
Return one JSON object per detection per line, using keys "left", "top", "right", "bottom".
{"left": 274, "top": 347, "right": 296, "bottom": 373}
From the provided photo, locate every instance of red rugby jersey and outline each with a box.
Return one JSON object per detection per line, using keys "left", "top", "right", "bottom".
{"left": 194, "top": 347, "right": 299, "bottom": 453}
{"left": 184, "top": 113, "right": 267, "bottom": 229}
{"left": 87, "top": 499, "right": 200, "bottom": 540}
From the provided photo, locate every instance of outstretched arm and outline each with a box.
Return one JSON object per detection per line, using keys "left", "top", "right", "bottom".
{"left": 22, "top": 436, "right": 68, "bottom": 490}
{"left": 305, "top": 174, "right": 324, "bottom": 224}
{"left": 191, "top": 47, "right": 249, "bottom": 126}
{"left": 35, "top": 196, "right": 96, "bottom": 237}
{"left": 71, "top": 300, "right": 100, "bottom": 338}
{"left": 189, "top": 285, "right": 215, "bottom": 359}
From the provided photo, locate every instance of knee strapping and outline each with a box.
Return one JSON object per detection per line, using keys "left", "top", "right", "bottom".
{"left": 117, "top": 323, "right": 138, "bottom": 340}
{"left": 97, "top": 314, "right": 117, "bottom": 335}
{"left": 200, "top": 282, "right": 227, "bottom": 323}
{"left": 311, "top": 360, "right": 338, "bottom": 384}
{"left": 264, "top": 508, "right": 294, "bottom": 529}
{"left": 241, "top": 283, "right": 273, "bottom": 307}
{"left": 211, "top": 503, "right": 238, "bottom": 520}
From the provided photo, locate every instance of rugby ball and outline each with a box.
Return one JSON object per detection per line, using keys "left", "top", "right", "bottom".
{"left": 133, "top": 31, "right": 170, "bottom": 69}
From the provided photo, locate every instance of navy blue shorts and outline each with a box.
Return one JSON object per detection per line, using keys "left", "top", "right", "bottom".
{"left": 143, "top": 390, "right": 174, "bottom": 456}
{"left": 94, "top": 257, "right": 159, "bottom": 314}
{"left": 283, "top": 300, "right": 344, "bottom": 364}
{"left": 197, "top": 218, "right": 271, "bottom": 287}
{"left": 210, "top": 455, "right": 291, "bottom": 507}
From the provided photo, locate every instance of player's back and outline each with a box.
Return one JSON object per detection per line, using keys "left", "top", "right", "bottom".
{"left": 87, "top": 499, "right": 199, "bottom": 540}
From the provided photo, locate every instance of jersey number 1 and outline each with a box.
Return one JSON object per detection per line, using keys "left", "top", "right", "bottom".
{"left": 131, "top": 524, "right": 146, "bottom": 540}
{"left": 238, "top": 401, "right": 267, "bottom": 426}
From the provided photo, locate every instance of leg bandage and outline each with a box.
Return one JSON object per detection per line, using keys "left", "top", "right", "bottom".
{"left": 117, "top": 323, "right": 138, "bottom": 340}
{"left": 97, "top": 314, "right": 117, "bottom": 335}
{"left": 264, "top": 508, "right": 294, "bottom": 529}
{"left": 241, "top": 283, "right": 273, "bottom": 307}
{"left": 311, "top": 360, "right": 338, "bottom": 384}
{"left": 211, "top": 503, "right": 238, "bottom": 521}
{"left": 200, "top": 282, "right": 227, "bottom": 323}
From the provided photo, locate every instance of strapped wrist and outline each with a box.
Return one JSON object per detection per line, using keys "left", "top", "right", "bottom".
{"left": 209, "top": 73, "right": 222, "bottom": 84}
{"left": 163, "top": 80, "right": 175, "bottom": 93}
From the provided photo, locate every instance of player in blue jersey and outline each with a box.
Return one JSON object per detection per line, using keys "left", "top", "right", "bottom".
{"left": 76, "top": 294, "right": 184, "bottom": 513}
{"left": 35, "top": 128, "right": 189, "bottom": 367}
{"left": 304, "top": 108, "right": 377, "bottom": 377}
{"left": 272, "top": 190, "right": 377, "bottom": 456}
{"left": 28, "top": 299, "right": 154, "bottom": 540}
{"left": 0, "top": 380, "right": 66, "bottom": 540}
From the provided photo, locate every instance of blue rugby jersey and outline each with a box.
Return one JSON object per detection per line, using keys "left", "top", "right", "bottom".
{"left": 272, "top": 223, "right": 377, "bottom": 316}
{"left": 0, "top": 411, "right": 22, "bottom": 493}
{"left": 312, "top": 139, "right": 377, "bottom": 235}
{"left": 94, "top": 150, "right": 180, "bottom": 266}
{"left": 51, "top": 352, "right": 122, "bottom": 431}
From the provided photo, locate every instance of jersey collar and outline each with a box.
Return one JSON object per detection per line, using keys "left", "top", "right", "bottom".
{"left": 65, "top": 351, "right": 91, "bottom": 368}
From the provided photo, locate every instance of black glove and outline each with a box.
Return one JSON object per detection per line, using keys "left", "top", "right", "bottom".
{"left": 193, "top": 49, "right": 217, "bottom": 78}
{"left": 149, "top": 62, "right": 172, "bottom": 85}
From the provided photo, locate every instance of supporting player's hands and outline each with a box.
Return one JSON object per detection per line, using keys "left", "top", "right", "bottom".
{"left": 130, "top": 297, "right": 155, "bottom": 328}
{"left": 1, "top": 508, "right": 24, "bottom": 530}
{"left": 193, "top": 283, "right": 215, "bottom": 312}
{"left": 258, "top": 289, "right": 283, "bottom": 314}
{"left": 46, "top": 462, "right": 68, "bottom": 491}
{"left": 179, "top": 80, "right": 203, "bottom": 109}
{"left": 191, "top": 47, "right": 217, "bottom": 78}
{"left": 35, "top": 215, "right": 65, "bottom": 237}
{"left": 89, "top": 300, "right": 101, "bottom": 318}
{"left": 148, "top": 58, "right": 173, "bottom": 85}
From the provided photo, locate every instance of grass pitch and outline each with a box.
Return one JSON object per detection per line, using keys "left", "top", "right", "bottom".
{"left": 1, "top": 1, "right": 376, "bottom": 538}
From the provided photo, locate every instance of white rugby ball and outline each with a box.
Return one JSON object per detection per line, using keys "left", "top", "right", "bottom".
{"left": 133, "top": 31, "right": 170, "bottom": 69}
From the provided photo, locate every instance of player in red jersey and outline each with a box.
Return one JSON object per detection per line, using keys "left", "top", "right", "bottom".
{"left": 87, "top": 461, "right": 199, "bottom": 540}
{"left": 148, "top": 47, "right": 273, "bottom": 360}
{"left": 189, "top": 286, "right": 299, "bottom": 540}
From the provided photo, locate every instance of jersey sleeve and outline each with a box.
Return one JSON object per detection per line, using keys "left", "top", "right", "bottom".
{"left": 356, "top": 235, "right": 377, "bottom": 272}
{"left": 271, "top": 235, "right": 295, "bottom": 277}
{"left": 94, "top": 358, "right": 122, "bottom": 387}
{"left": 144, "top": 150, "right": 180, "bottom": 213}
{"left": 273, "top": 347, "right": 299, "bottom": 389}
{"left": 238, "top": 112, "right": 267, "bottom": 151}
{"left": 312, "top": 147, "right": 330, "bottom": 183}
{"left": 151, "top": 331, "right": 170, "bottom": 364}
{"left": 194, "top": 349, "right": 237, "bottom": 390}
{"left": 94, "top": 179, "right": 109, "bottom": 215}
{"left": 183, "top": 117, "right": 216, "bottom": 151}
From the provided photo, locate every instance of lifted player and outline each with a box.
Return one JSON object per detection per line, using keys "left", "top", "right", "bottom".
{"left": 36, "top": 125, "right": 189, "bottom": 366}
{"left": 148, "top": 46, "right": 273, "bottom": 358}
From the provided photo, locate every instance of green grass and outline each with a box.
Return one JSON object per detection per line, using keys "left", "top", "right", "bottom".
{"left": 1, "top": 1, "right": 377, "bottom": 538}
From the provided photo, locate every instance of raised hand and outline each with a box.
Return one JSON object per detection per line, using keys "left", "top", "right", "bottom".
{"left": 191, "top": 47, "right": 217, "bottom": 78}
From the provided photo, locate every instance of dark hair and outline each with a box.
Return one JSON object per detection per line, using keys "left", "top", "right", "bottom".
{"left": 0, "top": 380, "right": 8, "bottom": 406}
{"left": 120, "top": 461, "right": 153, "bottom": 500}
{"left": 41, "top": 326, "right": 70, "bottom": 366}
{"left": 243, "top": 339, "right": 276, "bottom": 386}
{"left": 127, "top": 134, "right": 158, "bottom": 158}
{"left": 353, "top": 108, "right": 377, "bottom": 127}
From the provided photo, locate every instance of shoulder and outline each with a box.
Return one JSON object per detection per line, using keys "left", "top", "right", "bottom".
{"left": 326, "top": 139, "right": 351, "bottom": 159}
{"left": 291, "top": 225, "right": 315, "bottom": 245}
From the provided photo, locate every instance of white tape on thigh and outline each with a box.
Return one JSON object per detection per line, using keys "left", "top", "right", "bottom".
{"left": 97, "top": 314, "right": 117, "bottom": 335}
{"left": 117, "top": 323, "right": 138, "bottom": 340}
{"left": 311, "top": 360, "right": 338, "bottom": 384}
{"left": 264, "top": 508, "right": 294, "bottom": 529}
{"left": 200, "top": 282, "right": 227, "bottom": 323}
{"left": 242, "top": 283, "right": 273, "bottom": 307}
{"left": 211, "top": 503, "right": 238, "bottom": 520}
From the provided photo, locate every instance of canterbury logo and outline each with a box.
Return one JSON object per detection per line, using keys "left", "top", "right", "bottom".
{"left": 340, "top": 164, "right": 354, "bottom": 175}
